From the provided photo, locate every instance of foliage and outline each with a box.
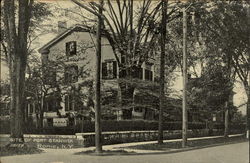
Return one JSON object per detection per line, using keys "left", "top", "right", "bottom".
{"left": 194, "top": 1, "right": 249, "bottom": 96}
{"left": 0, "top": 119, "right": 246, "bottom": 134}
{"left": 68, "top": 0, "right": 184, "bottom": 122}
{"left": 1, "top": 2, "right": 52, "bottom": 63}
{"left": 0, "top": 81, "right": 10, "bottom": 96}
{"left": 187, "top": 64, "right": 233, "bottom": 119}
{"left": 166, "top": 1, "right": 249, "bottom": 123}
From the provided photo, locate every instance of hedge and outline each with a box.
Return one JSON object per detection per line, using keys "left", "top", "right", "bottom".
{"left": 0, "top": 120, "right": 246, "bottom": 135}
{"left": 78, "top": 120, "right": 205, "bottom": 132}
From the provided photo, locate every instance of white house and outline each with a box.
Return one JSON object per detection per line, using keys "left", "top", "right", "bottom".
{"left": 34, "top": 23, "right": 156, "bottom": 127}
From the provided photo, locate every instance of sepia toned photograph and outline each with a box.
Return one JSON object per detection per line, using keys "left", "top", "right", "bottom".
{"left": 0, "top": 0, "right": 249, "bottom": 162}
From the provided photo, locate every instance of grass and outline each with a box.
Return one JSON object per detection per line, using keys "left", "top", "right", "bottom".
{"left": 0, "top": 144, "right": 43, "bottom": 157}
{"left": 124, "top": 135, "right": 247, "bottom": 151}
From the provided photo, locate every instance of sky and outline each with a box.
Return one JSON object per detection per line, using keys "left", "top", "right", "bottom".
{"left": 1, "top": 0, "right": 248, "bottom": 114}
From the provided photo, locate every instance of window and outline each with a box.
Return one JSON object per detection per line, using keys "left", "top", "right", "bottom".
{"left": 145, "top": 69, "right": 153, "bottom": 81}
{"left": 119, "top": 67, "right": 127, "bottom": 78}
{"left": 121, "top": 55, "right": 126, "bottom": 64}
{"left": 47, "top": 118, "right": 53, "bottom": 127}
{"left": 44, "top": 70, "right": 56, "bottom": 85}
{"left": 132, "top": 67, "right": 143, "bottom": 79}
{"left": 46, "top": 98, "right": 60, "bottom": 112}
{"left": 65, "top": 94, "right": 74, "bottom": 111}
{"left": 134, "top": 107, "right": 143, "bottom": 112}
{"left": 64, "top": 65, "right": 78, "bottom": 84}
{"left": 29, "top": 103, "right": 34, "bottom": 114}
{"left": 102, "top": 60, "right": 117, "bottom": 79}
{"left": 66, "top": 41, "right": 76, "bottom": 56}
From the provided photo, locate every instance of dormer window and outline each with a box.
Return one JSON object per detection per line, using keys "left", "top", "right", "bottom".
{"left": 66, "top": 41, "right": 76, "bottom": 56}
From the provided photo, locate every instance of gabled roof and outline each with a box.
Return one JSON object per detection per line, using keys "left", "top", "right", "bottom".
{"left": 38, "top": 25, "right": 93, "bottom": 54}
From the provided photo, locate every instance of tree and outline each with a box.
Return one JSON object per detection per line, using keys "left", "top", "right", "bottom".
{"left": 1, "top": 2, "right": 52, "bottom": 64}
{"left": 25, "top": 57, "right": 59, "bottom": 128}
{"left": 2, "top": 1, "right": 51, "bottom": 144}
{"left": 0, "top": 81, "right": 10, "bottom": 116}
{"left": 71, "top": 0, "right": 181, "bottom": 119}
{"left": 187, "top": 63, "right": 233, "bottom": 121}
{"left": 2, "top": 0, "right": 35, "bottom": 144}
{"left": 167, "top": 1, "right": 249, "bottom": 138}
{"left": 195, "top": 1, "right": 249, "bottom": 137}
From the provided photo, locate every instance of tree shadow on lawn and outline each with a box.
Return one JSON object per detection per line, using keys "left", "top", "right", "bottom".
{"left": 74, "top": 136, "right": 247, "bottom": 156}
{"left": 74, "top": 149, "right": 136, "bottom": 156}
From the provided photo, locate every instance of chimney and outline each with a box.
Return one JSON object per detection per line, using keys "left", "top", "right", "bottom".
{"left": 58, "top": 21, "right": 67, "bottom": 34}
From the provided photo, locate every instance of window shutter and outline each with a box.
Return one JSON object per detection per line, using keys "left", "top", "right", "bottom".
{"left": 69, "top": 94, "right": 73, "bottom": 111}
{"left": 102, "top": 62, "right": 107, "bottom": 79}
{"left": 139, "top": 68, "right": 143, "bottom": 79}
{"left": 73, "top": 66, "right": 78, "bottom": 82}
{"left": 149, "top": 71, "right": 153, "bottom": 81}
{"left": 66, "top": 42, "right": 70, "bottom": 56}
{"left": 112, "top": 61, "right": 117, "bottom": 78}
{"left": 121, "top": 56, "right": 125, "bottom": 64}
{"left": 145, "top": 69, "right": 149, "bottom": 80}
{"left": 30, "top": 104, "right": 33, "bottom": 114}
{"left": 65, "top": 95, "right": 69, "bottom": 111}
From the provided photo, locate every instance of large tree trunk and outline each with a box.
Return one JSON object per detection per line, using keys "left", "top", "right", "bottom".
{"left": 9, "top": 55, "right": 27, "bottom": 143}
{"left": 117, "top": 81, "right": 135, "bottom": 119}
{"left": 3, "top": 0, "right": 33, "bottom": 145}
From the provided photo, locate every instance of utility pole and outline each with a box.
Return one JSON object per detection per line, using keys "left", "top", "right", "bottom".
{"left": 158, "top": 0, "right": 167, "bottom": 144}
{"left": 224, "top": 53, "right": 231, "bottom": 138}
{"left": 247, "top": 4, "right": 250, "bottom": 141}
{"left": 247, "top": 72, "right": 250, "bottom": 140}
{"left": 95, "top": 0, "right": 103, "bottom": 153}
{"left": 182, "top": 8, "right": 188, "bottom": 148}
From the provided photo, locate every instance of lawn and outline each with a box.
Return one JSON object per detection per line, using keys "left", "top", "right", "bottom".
{"left": 0, "top": 144, "right": 43, "bottom": 157}
{"left": 124, "top": 135, "right": 247, "bottom": 151}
